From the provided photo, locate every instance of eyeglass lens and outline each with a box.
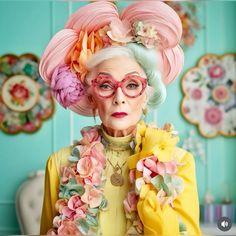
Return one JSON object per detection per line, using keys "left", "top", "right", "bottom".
{"left": 94, "top": 75, "right": 146, "bottom": 98}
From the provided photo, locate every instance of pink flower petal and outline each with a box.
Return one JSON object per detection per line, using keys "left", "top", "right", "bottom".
{"left": 156, "top": 162, "right": 166, "bottom": 175}
{"left": 137, "top": 160, "right": 144, "bottom": 171}
{"left": 144, "top": 158, "right": 158, "bottom": 173}
{"left": 164, "top": 161, "right": 177, "bottom": 174}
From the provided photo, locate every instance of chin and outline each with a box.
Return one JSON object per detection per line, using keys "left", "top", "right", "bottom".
{"left": 105, "top": 116, "right": 139, "bottom": 131}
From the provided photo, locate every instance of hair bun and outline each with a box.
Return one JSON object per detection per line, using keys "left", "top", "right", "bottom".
{"left": 120, "top": 1, "right": 182, "bottom": 49}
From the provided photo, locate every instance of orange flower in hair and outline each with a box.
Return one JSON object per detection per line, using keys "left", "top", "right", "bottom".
{"left": 66, "top": 30, "right": 104, "bottom": 82}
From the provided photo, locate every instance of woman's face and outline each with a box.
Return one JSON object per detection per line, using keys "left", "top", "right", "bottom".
{"left": 89, "top": 56, "right": 147, "bottom": 137}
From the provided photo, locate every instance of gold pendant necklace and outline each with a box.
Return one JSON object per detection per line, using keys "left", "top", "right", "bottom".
{"left": 107, "top": 159, "right": 126, "bottom": 186}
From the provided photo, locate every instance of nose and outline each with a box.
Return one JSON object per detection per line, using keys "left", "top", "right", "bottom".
{"left": 113, "top": 87, "right": 126, "bottom": 105}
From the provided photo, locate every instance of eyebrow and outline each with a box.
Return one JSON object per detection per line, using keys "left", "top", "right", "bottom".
{"left": 98, "top": 71, "right": 140, "bottom": 76}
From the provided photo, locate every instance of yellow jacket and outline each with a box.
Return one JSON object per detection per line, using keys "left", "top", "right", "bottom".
{"left": 40, "top": 123, "right": 201, "bottom": 236}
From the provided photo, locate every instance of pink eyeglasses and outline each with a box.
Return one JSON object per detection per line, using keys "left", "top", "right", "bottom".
{"left": 91, "top": 74, "right": 147, "bottom": 98}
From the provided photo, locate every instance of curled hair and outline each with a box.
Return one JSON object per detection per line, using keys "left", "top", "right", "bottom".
{"left": 39, "top": 1, "right": 183, "bottom": 116}
{"left": 85, "top": 44, "right": 166, "bottom": 108}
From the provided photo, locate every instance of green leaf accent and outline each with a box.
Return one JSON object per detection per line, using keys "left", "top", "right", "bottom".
{"left": 2, "top": 120, "right": 8, "bottom": 128}
{"left": 161, "top": 180, "right": 171, "bottom": 196}
{"left": 151, "top": 175, "right": 172, "bottom": 196}
{"left": 71, "top": 146, "right": 81, "bottom": 158}
{"left": 99, "top": 197, "right": 108, "bottom": 211}
{"left": 19, "top": 113, "right": 27, "bottom": 125}
{"left": 68, "top": 178, "right": 77, "bottom": 185}
{"left": 59, "top": 180, "right": 85, "bottom": 199}
{"left": 0, "top": 62, "right": 12, "bottom": 75}
{"left": 179, "top": 221, "right": 187, "bottom": 232}
{"left": 68, "top": 155, "right": 80, "bottom": 162}
{"left": 150, "top": 175, "right": 162, "bottom": 190}
{"left": 86, "top": 214, "right": 98, "bottom": 227}
{"left": 88, "top": 207, "right": 99, "bottom": 216}
{"left": 77, "top": 218, "right": 89, "bottom": 235}
{"left": 23, "top": 64, "right": 34, "bottom": 76}
{"left": 26, "top": 111, "right": 35, "bottom": 122}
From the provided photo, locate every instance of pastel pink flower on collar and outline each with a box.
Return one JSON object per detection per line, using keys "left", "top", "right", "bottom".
{"left": 156, "top": 161, "right": 177, "bottom": 176}
{"left": 60, "top": 166, "right": 77, "bottom": 184}
{"left": 47, "top": 228, "right": 57, "bottom": 235}
{"left": 68, "top": 195, "right": 84, "bottom": 211}
{"left": 81, "top": 127, "right": 101, "bottom": 143}
{"left": 84, "top": 167, "right": 102, "bottom": 186}
{"left": 124, "top": 191, "right": 138, "bottom": 213}
{"left": 61, "top": 196, "right": 87, "bottom": 221}
{"left": 58, "top": 221, "right": 81, "bottom": 235}
{"left": 79, "top": 142, "right": 106, "bottom": 167}
{"left": 77, "top": 156, "right": 98, "bottom": 178}
{"left": 107, "top": 19, "right": 133, "bottom": 43}
{"left": 156, "top": 188, "right": 177, "bottom": 208}
{"left": 81, "top": 185, "right": 103, "bottom": 208}
{"left": 129, "top": 169, "right": 136, "bottom": 184}
{"left": 137, "top": 156, "right": 177, "bottom": 181}
{"left": 90, "top": 143, "right": 106, "bottom": 166}
{"left": 137, "top": 156, "right": 158, "bottom": 182}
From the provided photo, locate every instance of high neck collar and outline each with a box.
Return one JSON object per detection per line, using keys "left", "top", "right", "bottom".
{"left": 101, "top": 127, "right": 135, "bottom": 151}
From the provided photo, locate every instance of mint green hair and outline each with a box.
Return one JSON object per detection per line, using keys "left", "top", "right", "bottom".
{"left": 85, "top": 43, "right": 166, "bottom": 109}
{"left": 126, "top": 43, "right": 166, "bottom": 108}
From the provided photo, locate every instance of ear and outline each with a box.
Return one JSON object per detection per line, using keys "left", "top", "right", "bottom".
{"left": 87, "top": 94, "right": 97, "bottom": 109}
{"left": 141, "top": 92, "right": 148, "bottom": 110}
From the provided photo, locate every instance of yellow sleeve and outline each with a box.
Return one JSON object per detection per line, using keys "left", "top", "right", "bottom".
{"left": 137, "top": 150, "right": 202, "bottom": 236}
{"left": 40, "top": 147, "right": 71, "bottom": 235}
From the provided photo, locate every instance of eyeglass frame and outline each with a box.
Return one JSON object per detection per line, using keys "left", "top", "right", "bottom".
{"left": 91, "top": 74, "right": 148, "bottom": 99}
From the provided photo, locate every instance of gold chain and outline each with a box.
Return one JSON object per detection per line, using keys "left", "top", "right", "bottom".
{"left": 107, "top": 158, "right": 127, "bottom": 186}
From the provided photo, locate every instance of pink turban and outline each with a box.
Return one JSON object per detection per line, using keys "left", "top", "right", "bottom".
{"left": 39, "top": 1, "right": 183, "bottom": 116}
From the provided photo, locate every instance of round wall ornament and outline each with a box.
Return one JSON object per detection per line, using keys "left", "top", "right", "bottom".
{"left": 0, "top": 54, "right": 54, "bottom": 134}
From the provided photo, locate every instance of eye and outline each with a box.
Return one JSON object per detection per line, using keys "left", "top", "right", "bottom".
{"left": 126, "top": 82, "right": 139, "bottom": 90}
{"left": 99, "top": 82, "right": 114, "bottom": 90}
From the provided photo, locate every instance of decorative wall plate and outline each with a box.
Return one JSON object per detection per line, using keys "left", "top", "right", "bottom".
{"left": 165, "top": 1, "right": 201, "bottom": 49}
{"left": 0, "top": 54, "right": 54, "bottom": 134}
{"left": 181, "top": 53, "right": 236, "bottom": 138}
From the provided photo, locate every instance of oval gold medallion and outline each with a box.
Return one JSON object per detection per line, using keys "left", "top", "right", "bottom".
{"left": 110, "top": 172, "right": 124, "bottom": 186}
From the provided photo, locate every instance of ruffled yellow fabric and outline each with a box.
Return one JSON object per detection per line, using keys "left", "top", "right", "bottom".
{"left": 128, "top": 121, "right": 201, "bottom": 236}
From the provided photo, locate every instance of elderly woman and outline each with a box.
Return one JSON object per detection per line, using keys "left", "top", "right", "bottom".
{"left": 39, "top": 1, "right": 201, "bottom": 235}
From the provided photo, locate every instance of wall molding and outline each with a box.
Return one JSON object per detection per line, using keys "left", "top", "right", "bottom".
{"left": 0, "top": 226, "right": 19, "bottom": 234}
{"left": 0, "top": 200, "right": 15, "bottom": 205}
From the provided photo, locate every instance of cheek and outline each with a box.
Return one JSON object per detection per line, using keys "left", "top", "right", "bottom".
{"left": 95, "top": 97, "right": 111, "bottom": 118}
{"left": 129, "top": 95, "right": 146, "bottom": 113}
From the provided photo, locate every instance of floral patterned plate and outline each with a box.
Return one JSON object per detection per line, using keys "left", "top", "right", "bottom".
{"left": 181, "top": 53, "right": 236, "bottom": 138}
{"left": 0, "top": 54, "right": 54, "bottom": 134}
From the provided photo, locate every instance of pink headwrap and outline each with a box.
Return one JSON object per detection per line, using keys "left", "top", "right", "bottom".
{"left": 39, "top": 1, "right": 183, "bottom": 116}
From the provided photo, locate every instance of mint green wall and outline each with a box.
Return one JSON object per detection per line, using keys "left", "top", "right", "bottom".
{"left": 0, "top": 1, "right": 235, "bottom": 234}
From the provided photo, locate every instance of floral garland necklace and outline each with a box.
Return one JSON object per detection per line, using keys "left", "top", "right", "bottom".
{"left": 47, "top": 121, "right": 185, "bottom": 235}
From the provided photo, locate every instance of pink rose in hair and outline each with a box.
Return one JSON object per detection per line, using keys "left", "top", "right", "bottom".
{"left": 51, "top": 64, "right": 84, "bottom": 108}
{"left": 107, "top": 19, "right": 133, "bottom": 43}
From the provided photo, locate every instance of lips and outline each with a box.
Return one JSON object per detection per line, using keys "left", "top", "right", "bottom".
{"left": 111, "top": 112, "right": 128, "bottom": 118}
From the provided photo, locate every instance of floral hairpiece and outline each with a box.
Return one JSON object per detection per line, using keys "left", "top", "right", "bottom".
{"left": 50, "top": 20, "right": 160, "bottom": 109}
